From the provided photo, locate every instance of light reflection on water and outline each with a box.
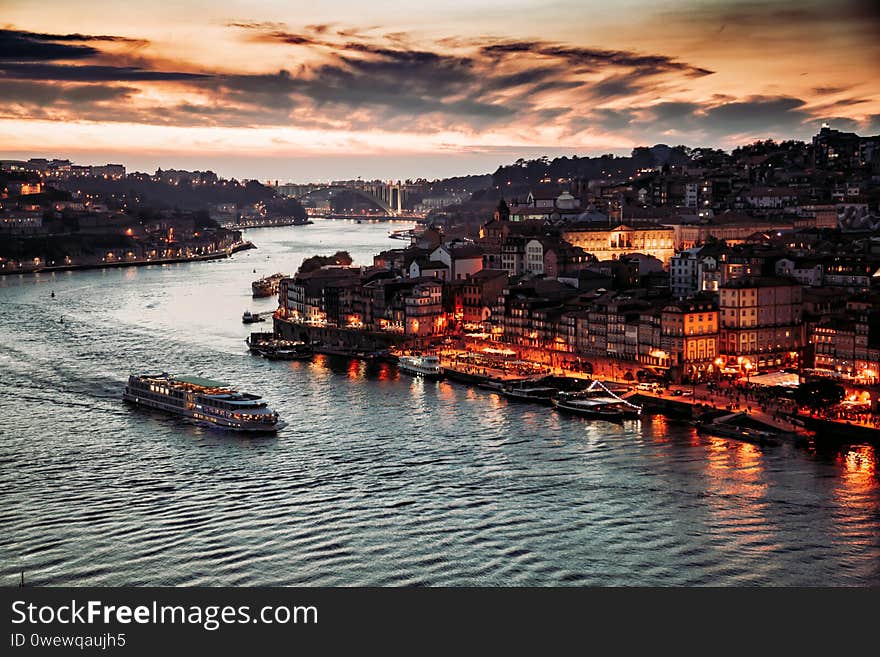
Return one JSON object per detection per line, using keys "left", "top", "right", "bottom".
{"left": 1, "top": 220, "right": 879, "bottom": 585}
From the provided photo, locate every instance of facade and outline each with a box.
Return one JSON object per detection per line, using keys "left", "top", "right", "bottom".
{"left": 719, "top": 277, "right": 804, "bottom": 371}
{"left": 460, "top": 269, "right": 508, "bottom": 325}
{"left": 403, "top": 281, "right": 445, "bottom": 336}
{"left": 660, "top": 298, "right": 719, "bottom": 380}
{"left": 669, "top": 247, "right": 701, "bottom": 297}
{"left": 774, "top": 258, "right": 824, "bottom": 287}
{"left": 811, "top": 299, "right": 880, "bottom": 383}
{"left": 668, "top": 214, "right": 793, "bottom": 249}
{"left": 431, "top": 243, "right": 484, "bottom": 280}
{"left": 562, "top": 224, "right": 676, "bottom": 265}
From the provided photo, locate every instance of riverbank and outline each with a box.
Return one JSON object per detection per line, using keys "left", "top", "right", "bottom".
{"left": 221, "top": 218, "right": 312, "bottom": 229}
{"left": 0, "top": 240, "right": 256, "bottom": 276}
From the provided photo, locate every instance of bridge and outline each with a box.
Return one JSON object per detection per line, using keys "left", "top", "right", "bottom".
{"left": 277, "top": 181, "right": 405, "bottom": 216}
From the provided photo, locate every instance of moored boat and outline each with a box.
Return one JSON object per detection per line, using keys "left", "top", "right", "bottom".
{"left": 251, "top": 273, "right": 286, "bottom": 297}
{"left": 242, "top": 310, "right": 265, "bottom": 324}
{"left": 263, "top": 343, "right": 314, "bottom": 361}
{"left": 245, "top": 333, "right": 312, "bottom": 360}
{"left": 500, "top": 385, "right": 558, "bottom": 405}
{"left": 551, "top": 380, "right": 642, "bottom": 421}
{"left": 123, "top": 373, "right": 285, "bottom": 432}
{"left": 552, "top": 396, "right": 640, "bottom": 422}
{"left": 795, "top": 414, "right": 880, "bottom": 445}
{"left": 397, "top": 354, "right": 443, "bottom": 379}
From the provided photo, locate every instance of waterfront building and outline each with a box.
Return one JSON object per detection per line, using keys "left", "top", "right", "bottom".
{"left": 719, "top": 276, "right": 804, "bottom": 372}
{"left": 811, "top": 295, "right": 880, "bottom": 383}
{"left": 280, "top": 267, "right": 361, "bottom": 325}
{"left": 0, "top": 213, "right": 43, "bottom": 235}
{"left": 812, "top": 316, "right": 880, "bottom": 383}
{"left": 460, "top": 269, "right": 508, "bottom": 326}
{"left": 660, "top": 296, "right": 720, "bottom": 380}
{"left": 403, "top": 280, "right": 446, "bottom": 336}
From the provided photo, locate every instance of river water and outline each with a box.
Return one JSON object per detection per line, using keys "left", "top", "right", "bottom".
{"left": 1, "top": 219, "right": 879, "bottom": 586}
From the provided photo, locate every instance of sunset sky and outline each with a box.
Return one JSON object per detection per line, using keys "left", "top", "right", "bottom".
{"left": 1, "top": 0, "right": 879, "bottom": 181}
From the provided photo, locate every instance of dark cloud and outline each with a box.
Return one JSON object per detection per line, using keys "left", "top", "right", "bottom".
{"left": 659, "top": 0, "right": 880, "bottom": 43}
{"left": 579, "top": 95, "right": 837, "bottom": 146}
{"left": 208, "top": 25, "right": 718, "bottom": 132}
{"left": 0, "top": 79, "right": 135, "bottom": 105}
{"left": 0, "top": 79, "right": 138, "bottom": 124}
{"left": 0, "top": 62, "right": 211, "bottom": 82}
{"left": 481, "top": 40, "right": 713, "bottom": 77}
{"left": 0, "top": 27, "right": 208, "bottom": 85}
{"left": 0, "top": 28, "right": 146, "bottom": 63}
{"left": 0, "top": 28, "right": 98, "bottom": 61}
{"left": 812, "top": 85, "right": 852, "bottom": 95}
{"left": 232, "top": 25, "right": 324, "bottom": 47}
{"left": 700, "top": 96, "right": 808, "bottom": 132}
{"left": 5, "top": 21, "right": 870, "bottom": 148}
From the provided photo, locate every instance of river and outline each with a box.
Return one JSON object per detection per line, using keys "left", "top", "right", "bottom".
{"left": 1, "top": 219, "right": 878, "bottom": 585}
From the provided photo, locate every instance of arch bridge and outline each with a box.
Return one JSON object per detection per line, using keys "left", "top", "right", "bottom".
{"left": 294, "top": 182, "right": 404, "bottom": 216}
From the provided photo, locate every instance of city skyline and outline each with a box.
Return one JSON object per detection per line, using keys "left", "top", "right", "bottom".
{"left": 1, "top": 0, "right": 879, "bottom": 181}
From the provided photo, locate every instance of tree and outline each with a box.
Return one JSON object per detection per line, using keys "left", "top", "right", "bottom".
{"left": 299, "top": 250, "right": 353, "bottom": 274}
{"left": 794, "top": 380, "right": 845, "bottom": 410}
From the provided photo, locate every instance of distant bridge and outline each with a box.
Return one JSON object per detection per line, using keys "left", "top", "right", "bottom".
{"left": 278, "top": 182, "right": 404, "bottom": 216}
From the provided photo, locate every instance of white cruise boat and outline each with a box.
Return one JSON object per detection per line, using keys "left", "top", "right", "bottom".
{"left": 397, "top": 354, "right": 443, "bottom": 380}
{"left": 123, "top": 373, "right": 286, "bottom": 433}
{"left": 552, "top": 380, "right": 642, "bottom": 422}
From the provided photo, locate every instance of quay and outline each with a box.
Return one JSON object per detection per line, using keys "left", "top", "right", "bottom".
{"left": 222, "top": 218, "right": 312, "bottom": 229}
{"left": 267, "top": 318, "right": 808, "bottom": 444}
{"left": 1, "top": 240, "right": 256, "bottom": 276}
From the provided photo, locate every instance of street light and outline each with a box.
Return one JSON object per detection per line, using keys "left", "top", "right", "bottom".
{"left": 743, "top": 359, "right": 753, "bottom": 385}
{"left": 714, "top": 357, "right": 725, "bottom": 383}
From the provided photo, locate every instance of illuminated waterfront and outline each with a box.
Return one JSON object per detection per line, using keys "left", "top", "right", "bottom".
{"left": 1, "top": 220, "right": 879, "bottom": 586}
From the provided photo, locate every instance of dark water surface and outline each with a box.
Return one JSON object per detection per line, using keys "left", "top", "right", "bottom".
{"left": 1, "top": 219, "right": 879, "bottom": 585}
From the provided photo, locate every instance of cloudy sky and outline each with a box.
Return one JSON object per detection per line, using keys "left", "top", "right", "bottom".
{"left": 1, "top": 0, "right": 879, "bottom": 181}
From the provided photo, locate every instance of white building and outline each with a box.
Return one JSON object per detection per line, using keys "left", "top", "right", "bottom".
{"left": 669, "top": 247, "right": 701, "bottom": 298}
{"left": 430, "top": 242, "right": 484, "bottom": 281}
{"left": 774, "top": 258, "right": 824, "bottom": 287}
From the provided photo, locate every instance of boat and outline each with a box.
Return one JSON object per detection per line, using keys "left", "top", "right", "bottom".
{"left": 246, "top": 332, "right": 277, "bottom": 353}
{"left": 795, "top": 414, "right": 880, "bottom": 445}
{"left": 263, "top": 343, "right": 313, "bottom": 361}
{"left": 242, "top": 310, "right": 265, "bottom": 324}
{"left": 251, "top": 273, "right": 286, "bottom": 298}
{"left": 694, "top": 419, "right": 780, "bottom": 446}
{"left": 552, "top": 380, "right": 642, "bottom": 421}
{"left": 245, "top": 333, "right": 312, "bottom": 360}
{"left": 397, "top": 354, "right": 443, "bottom": 379}
{"left": 123, "top": 373, "right": 285, "bottom": 432}
{"left": 442, "top": 367, "right": 492, "bottom": 385}
{"left": 693, "top": 412, "right": 788, "bottom": 446}
{"left": 500, "top": 385, "right": 558, "bottom": 405}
